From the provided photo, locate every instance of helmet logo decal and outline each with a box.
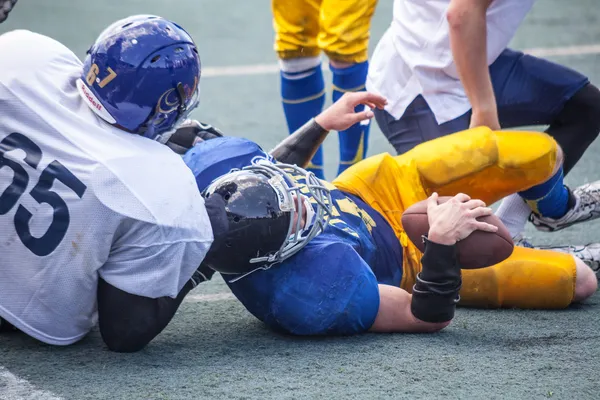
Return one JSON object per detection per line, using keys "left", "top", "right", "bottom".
{"left": 155, "top": 76, "right": 199, "bottom": 118}
{"left": 156, "top": 88, "right": 179, "bottom": 114}
{"left": 85, "top": 63, "right": 118, "bottom": 89}
{"left": 77, "top": 79, "right": 117, "bottom": 124}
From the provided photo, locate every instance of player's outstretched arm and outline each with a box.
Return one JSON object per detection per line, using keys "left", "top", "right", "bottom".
{"left": 97, "top": 265, "right": 213, "bottom": 353}
{"left": 95, "top": 195, "right": 226, "bottom": 352}
{"left": 370, "top": 193, "right": 496, "bottom": 333}
{"left": 270, "top": 92, "right": 387, "bottom": 167}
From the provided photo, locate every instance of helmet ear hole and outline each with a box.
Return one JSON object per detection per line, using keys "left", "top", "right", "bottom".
{"left": 224, "top": 193, "right": 231, "bottom": 201}
{"left": 233, "top": 216, "right": 240, "bottom": 223}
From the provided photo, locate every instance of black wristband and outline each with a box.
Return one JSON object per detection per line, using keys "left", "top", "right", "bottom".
{"left": 410, "top": 236, "right": 462, "bottom": 323}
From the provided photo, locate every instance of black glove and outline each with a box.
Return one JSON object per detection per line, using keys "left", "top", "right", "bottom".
{"left": 166, "top": 119, "right": 224, "bottom": 154}
{"left": 0, "top": 0, "right": 17, "bottom": 23}
{"left": 189, "top": 263, "right": 216, "bottom": 287}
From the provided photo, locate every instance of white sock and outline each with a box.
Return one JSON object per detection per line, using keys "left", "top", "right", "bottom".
{"left": 494, "top": 194, "right": 532, "bottom": 239}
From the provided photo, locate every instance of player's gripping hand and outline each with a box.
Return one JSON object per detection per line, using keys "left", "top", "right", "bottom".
{"left": 0, "top": 0, "right": 17, "bottom": 23}
{"left": 426, "top": 192, "right": 497, "bottom": 245}
{"left": 166, "top": 119, "right": 224, "bottom": 154}
{"left": 315, "top": 92, "right": 387, "bottom": 132}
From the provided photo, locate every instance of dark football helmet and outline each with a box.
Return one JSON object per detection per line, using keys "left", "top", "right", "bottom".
{"left": 202, "top": 160, "right": 332, "bottom": 279}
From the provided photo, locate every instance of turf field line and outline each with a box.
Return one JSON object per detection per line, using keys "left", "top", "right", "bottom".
{"left": 184, "top": 292, "right": 236, "bottom": 303}
{"left": 202, "top": 43, "right": 600, "bottom": 78}
{"left": 0, "top": 367, "right": 63, "bottom": 400}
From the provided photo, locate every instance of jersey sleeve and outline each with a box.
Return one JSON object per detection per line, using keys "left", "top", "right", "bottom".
{"left": 99, "top": 220, "right": 212, "bottom": 299}
{"left": 183, "top": 136, "right": 274, "bottom": 191}
{"left": 231, "top": 240, "right": 380, "bottom": 335}
{"left": 94, "top": 152, "right": 214, "bottom": 299}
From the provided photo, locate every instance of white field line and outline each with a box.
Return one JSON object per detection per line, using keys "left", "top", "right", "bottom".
{"left": 0, "top": 367, "right": 63, "bottom": 400}
{"left": 202, "top": 43, "right": 600, "bottom": 78}
{"left": 184, "top": 292, "right": 236, "bottom": 303}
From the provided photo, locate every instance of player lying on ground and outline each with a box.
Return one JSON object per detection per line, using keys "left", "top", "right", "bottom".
{"left": 0, "top": 16, "right": 384, "bottom": 351}
{"left": 183, "top": 112, "right": 599, "bottom": 335}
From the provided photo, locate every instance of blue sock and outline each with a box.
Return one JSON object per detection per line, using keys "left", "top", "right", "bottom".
{"left": 331, "top": 61, "right": 370, "bottom": 177}
{"left": 281, "top": 65, "right": 326, "bottom": 179}
{"left": 519, "top": 165, "right": 570, "bottom": 218}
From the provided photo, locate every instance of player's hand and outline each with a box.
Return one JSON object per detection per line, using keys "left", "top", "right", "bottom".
{"left": 315, "top": 92, "right": 387, "bottom": 132}
{"left": 426, "top": 192, "right": 497, "bottom": 246}
{"left": 166, "top": 119, "right": 224, "bottom": 154}
{"left": 469, "top": 108, "right": 501, "bottom": 131}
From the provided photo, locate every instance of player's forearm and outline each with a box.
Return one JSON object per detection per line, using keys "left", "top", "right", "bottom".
{"left": 369, "top": 285, "right": 450, "bottom": 333}
{"left": 447, "top": 0, "right": 496, "bottom": 116}
{"left": 269, "top": 118, "right": 329, "bottom": 167}
{"left": 97, "top": 278, "right": 195, "bottom": 353}
{"left": 370, "top": 238, "right": 461, "bottom": 333}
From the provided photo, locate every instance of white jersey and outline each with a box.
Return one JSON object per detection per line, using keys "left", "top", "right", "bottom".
{"left": 367, "top": 0, "right": 535, "bottom": 124}
{"left": 0, "top": 30, "right": 214, "bottom": 345}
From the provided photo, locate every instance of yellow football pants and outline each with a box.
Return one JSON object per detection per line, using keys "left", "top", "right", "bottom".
{"left": 272, "top": 0, "right": 378, "bottom": 63}
{"left": 333, "top": 127, "right": 577, "bottom": 309}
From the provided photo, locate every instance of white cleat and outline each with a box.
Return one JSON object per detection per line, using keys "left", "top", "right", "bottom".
{"left": 512, "top": 234, "right": 535, "bottom": 249}
{"left": 538, "top": 243, "right": 600, "bottom": 279}
{"left": 530, "top": 181, "right": 600, "bottom": 232}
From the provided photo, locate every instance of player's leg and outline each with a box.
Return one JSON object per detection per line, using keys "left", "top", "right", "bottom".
{"left": 332, "top": 127, "right": 573, "bottom": 290}
{"left": 319, "top": 0, "right": 378, "bottom": 177}
{"left": 273, "top": 0, "right": 326, "bottom": 179}
{"left": 458, "top": 247, "right": 597, "bottom": 309}
{"left": 333, "top": 127, "right": 561, "bottom": 229}
{"left": 488, "top": 49, "right": 600, "bottom": 237}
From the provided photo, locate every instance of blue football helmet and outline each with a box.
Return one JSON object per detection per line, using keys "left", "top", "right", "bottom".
{"left": 78, "top": 15, "right": 201, "bottom": 143}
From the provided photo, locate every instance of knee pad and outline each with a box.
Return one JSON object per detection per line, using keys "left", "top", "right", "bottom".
{"left": 409, "top": 127, "right": 499, "bottom": 189}
{"left": 407, "top": 127, "right": 558, "bottom": 205}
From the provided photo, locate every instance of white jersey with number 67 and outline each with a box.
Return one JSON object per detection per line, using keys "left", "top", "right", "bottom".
{"left": 0, "top": 30, "right": 214, "bottom": 345}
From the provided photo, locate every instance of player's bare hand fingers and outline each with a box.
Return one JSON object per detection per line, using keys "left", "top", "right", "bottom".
{"left": 453, "top": 193, "right": 471, "bottom": 203}
{"left": 473, "top": 221, "right": 498, "bottom": 232}
{"left": 363, "top": 102, "right": 377, "bottom": 110}
{"left": 426, "top": 192, "right": 439, "bottom": 212}
{"left": 349, "top": 110, "right": 374, "bottom": 125}
{"left": 463, "top": 199, "right": 486, "bottom": 209}
{"left": 468, "top": 206, "right": 493, "bottom": 218}
{"left": 350, "top": 92, "right": 387, "bottom": 109}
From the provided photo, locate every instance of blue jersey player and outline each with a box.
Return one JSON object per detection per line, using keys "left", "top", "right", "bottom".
{"left": 183, "top": 120, "right": 599, "bottom": 336}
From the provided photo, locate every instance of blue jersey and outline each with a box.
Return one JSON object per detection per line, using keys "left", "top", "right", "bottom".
{"left": 184, "top": 137, "right": 404, "bottom": 335}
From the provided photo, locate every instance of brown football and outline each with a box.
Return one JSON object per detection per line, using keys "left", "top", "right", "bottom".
{"left": 401, "top": 196, "right": 514, "bottom": 269}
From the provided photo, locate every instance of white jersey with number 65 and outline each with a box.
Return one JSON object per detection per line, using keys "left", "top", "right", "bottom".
{"left": 0, "top": 30, "right": 214, "bottom": 345}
